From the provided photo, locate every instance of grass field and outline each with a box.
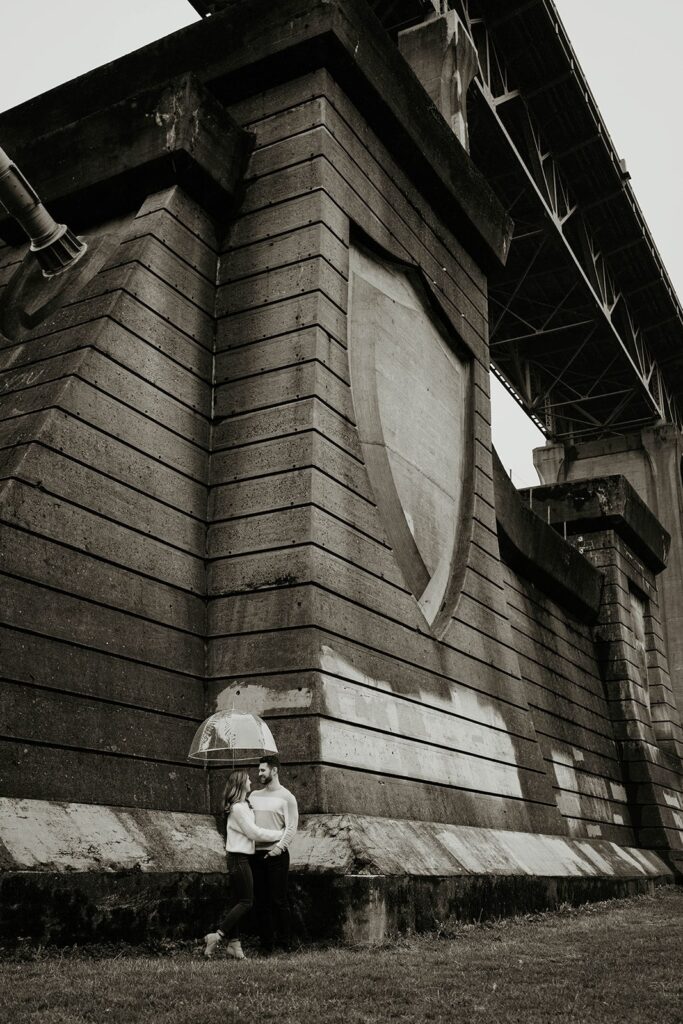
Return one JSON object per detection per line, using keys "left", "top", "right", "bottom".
{"left": 1, "top": 887, "right": 681, "bottom": 1024}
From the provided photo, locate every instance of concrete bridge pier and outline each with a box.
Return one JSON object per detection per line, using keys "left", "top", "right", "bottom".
{"left": 1, "top": 0, "right": 682, "bottom": 945}
{"left": 534, "top": 426, "right": 683, "bottom": 725}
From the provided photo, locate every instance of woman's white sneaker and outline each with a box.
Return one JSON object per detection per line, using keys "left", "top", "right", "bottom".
{"left": 203, "top": 932, "right": 223, "bottom": 958}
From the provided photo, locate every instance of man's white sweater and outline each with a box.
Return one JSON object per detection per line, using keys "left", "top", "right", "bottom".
{"left": 251, "top": 785, "right": 299, "bottom": 852}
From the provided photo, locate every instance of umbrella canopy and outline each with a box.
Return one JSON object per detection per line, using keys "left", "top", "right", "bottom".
{"left": 188, "top": 709, "right": 278, "bottom": 764}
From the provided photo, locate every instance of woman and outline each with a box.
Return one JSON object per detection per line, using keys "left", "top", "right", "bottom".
{"left": 203, "top": 768, "right": 284, "bottom": 960}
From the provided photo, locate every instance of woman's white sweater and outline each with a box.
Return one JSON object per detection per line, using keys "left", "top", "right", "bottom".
{"left": 226, "top": 800, "right": 283, "bottom": 854}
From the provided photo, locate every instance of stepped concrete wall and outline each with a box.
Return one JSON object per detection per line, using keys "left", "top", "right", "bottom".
{"left": 0, "top": 190, "right": 214, "bottom": 812}
{"left": 535, "top": 427, "right": 683, "bottom": 740}
{"left": 206, "top": 63, "right": 563, "bottom": 835}
{"left": 521, "top": 477, "right": 683, "bottom": 867}
{"left": 0, "top": 74, "right": 252, "bottom": 816}
{"left": 501, "top": 566, "right": 636, "bottom": 846}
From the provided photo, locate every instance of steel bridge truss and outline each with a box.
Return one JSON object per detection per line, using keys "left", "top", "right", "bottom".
{"left": 457, "top": 0, "right": 681, "bottom": 442}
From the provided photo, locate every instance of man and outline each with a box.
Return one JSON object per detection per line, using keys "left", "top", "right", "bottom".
{"left": 250, "top": 754, "right": 299, "bottom": 953}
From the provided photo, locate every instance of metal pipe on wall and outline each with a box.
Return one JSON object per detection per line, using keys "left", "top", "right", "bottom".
{"left": 0, "top": 145, "right": 86, "bottom": 275}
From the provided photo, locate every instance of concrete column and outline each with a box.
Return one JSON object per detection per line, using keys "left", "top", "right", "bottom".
{"left": 641, "top": 426, "right": 683, "bottom": 724}
{"left": 398, "top": 9, "right": 479, "bottom": 152}
{"left": 533, "top": 425, "right": 683, "bottom": 724}
{"left": 522, "top": 475, "right": 683, "bottom": 871}
{"left": 532, "top": 440, "right": 567, "bottom": 487}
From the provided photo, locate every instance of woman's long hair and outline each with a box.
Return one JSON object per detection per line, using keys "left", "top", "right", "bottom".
{"left": 222, "top": 768, "right": 250, "bottom": 816}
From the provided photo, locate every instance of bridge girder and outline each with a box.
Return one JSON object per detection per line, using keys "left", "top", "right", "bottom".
{"left": 455, "top": 0, "right": 683, "bottom": 442}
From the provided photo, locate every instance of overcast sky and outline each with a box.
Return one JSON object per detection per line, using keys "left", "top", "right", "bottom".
{"left": 0, "top": 1, "right": 679, "bottom": 487}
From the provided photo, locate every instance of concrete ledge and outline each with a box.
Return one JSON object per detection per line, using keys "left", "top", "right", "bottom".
{"left": 493, "top": 451, "right": 604, "bottom": 621}
{"left": 521, "top": 475, "right": 671, "bottom": 573}
{"left": 0, "top": 798, "right": 225, "bottom": 874}
{"left": 0, "top": 74, "right": 252, "bottom": 240}
{"left": 0, "top": 799, "right": 674, "bottom": 944}
{"left": 3, "top": 799, "right": 667, "bottom": 880}
{"left": 293, "top": 814, "right": 669, "bottom": 879}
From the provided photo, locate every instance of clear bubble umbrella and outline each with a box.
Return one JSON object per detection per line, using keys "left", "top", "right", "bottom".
{"left": 188, "top": 709, "right": 278, "bottom": 765}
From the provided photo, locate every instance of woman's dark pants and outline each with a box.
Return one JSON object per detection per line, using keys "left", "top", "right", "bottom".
{"left": 218, "top": 853, "right": 253, "bottom": 939}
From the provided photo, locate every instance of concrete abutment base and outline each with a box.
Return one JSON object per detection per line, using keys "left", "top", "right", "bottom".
{"left": 0, "top": 799, "right": 674, "bottom": 945}
{"left": 1, "top": 868, "right": 671, "bottom": 947}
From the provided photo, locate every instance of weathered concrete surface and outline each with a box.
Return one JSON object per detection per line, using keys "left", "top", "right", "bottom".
{"left": 0, "top": 871, "right": 230, "bottom": 946}
{"left": 0, "top": 74, "right": 253, "bottom": 240}
{"left": 398, "top": 8, "right": 479, "bottom": 151}
{"left": 534, "top": 426, "right": 683, "bottom": 738}
{"left": 0, "top": 798, "right": 225, "bottom": 873}
{"left": 521, "top": 474, "right": 670, "bottom": 574}
{"left": 518, "top": 476, "right": 683, "bottom": 866}
{"left": 0, "top": 188, "right": 216, "bottom": 813}
{"left": 3, "top": 799, "right": 667, "bottom": 879}
{"left": 0, "top": 799, "right": 673, "bottom": 944}
{"left": 0, "top": 72, "right": 254, "bottom": 814}
{"left": 494, "top": 452, "right": 603, "bottom": 622}
{"left": 292, "top": 813, "right": 669, "bottom": 879}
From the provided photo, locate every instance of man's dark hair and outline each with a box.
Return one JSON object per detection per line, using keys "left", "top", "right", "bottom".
{"left": 259, "top": 754, "right": 280, "bottom": 768}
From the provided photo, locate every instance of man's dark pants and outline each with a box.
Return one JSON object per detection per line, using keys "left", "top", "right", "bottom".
{"left": 249, "top": 849, "right": 291, "bottom": 951}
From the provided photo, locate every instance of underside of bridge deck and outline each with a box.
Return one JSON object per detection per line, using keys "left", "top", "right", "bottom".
{"left": 460, "top": 0, "right": 683, "bottom": 443}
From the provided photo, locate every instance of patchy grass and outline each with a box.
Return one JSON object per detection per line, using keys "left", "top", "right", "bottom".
{"left": 1, "top": 888, "right": 681, "bottom": 1024}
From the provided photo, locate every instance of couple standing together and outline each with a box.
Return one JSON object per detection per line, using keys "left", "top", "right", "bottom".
{"left": 204, "top": 754, "right": 298, "bottom": 960}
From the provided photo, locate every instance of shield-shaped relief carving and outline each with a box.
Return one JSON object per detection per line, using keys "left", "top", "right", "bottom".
{"left": 348, "top": 242, "right": 473, "bottom": 633}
